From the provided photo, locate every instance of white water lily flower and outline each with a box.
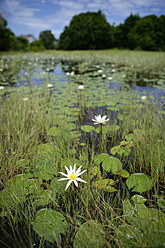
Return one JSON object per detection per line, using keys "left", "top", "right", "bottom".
{"left": 108, "top": 76, "right": 113, "bottom": 80}
{"left": 78, "top": 85, "right": 84, "bottom": 90}
{"left": 22, "top": 97, "right": 29, "bottom": 101}
{"left": 58, "top": 164, "right": 87, "bottom": 190}
{"left": 47, "top": 83, "right": 53, "bottom": 88}
{"left": 0, "top": 86, "right": 5, "bottom": 90}
{"left": 141, "top": 95, "right": 147, "bottom": 100}
{"left": 92, "top": 115, "right": 109, "bottom": 125}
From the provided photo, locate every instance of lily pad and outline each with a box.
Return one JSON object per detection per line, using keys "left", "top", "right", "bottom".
{"left": 94, "top": 153, "right": 110, "bottom": 165}
{"left": 102, "top": 156, "right": 122, "bottom": 173}
{"left": 32, "top": 208, "right": 68, "bottom": 245}
{"left": 131, "top": 195, "right": 147, "bottom": 204}
{"left": 126, "top": 173, "right": 153, "bottom": 193}
{"left": 114, "top": 169, "right": 130, "bottom": 178}
{"left": 81, "top": 125, "right": 95, "bottom": 132}
{"left": 73, "top": 220, "right": 107, "bottom": 248}
{"left": 92, "top": 179, "right": 117, "bottom": 192}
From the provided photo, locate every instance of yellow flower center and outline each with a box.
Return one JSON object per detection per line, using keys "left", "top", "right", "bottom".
{"left": 69, "top": 173, "right": 76, "bottom": 180}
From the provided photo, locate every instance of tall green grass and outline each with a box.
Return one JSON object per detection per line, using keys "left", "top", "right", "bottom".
{"left": 0, "top": 51, "right": 165, "bottom": 247}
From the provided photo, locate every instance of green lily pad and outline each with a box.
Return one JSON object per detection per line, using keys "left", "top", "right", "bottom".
{"left": 81, "top": 125, "right": 95, "bottom": 132}
{"left": 94, "top": 153, "right": 110, "bottom": 165}
{"left": 73, "top": 220, "right": 107, "bottom": 248}
{"left": 33, "top": 162, "right": 58, "bottom": 180}
{"left": 157, "top": 199, "right": 165, "bottom": 210}
{"left": 92, "top": 179, "right": 117, "bottom": 192}
{"left": 126, "top": 173, "right": 153, "bottom": 193}
{"left": 131, "top": 195, "right": 147, "bottom": 204}
{"left": 32, "top": 208, "right": 68, "bottom": 245}
{"left": 102, "top": 156, "right": 122, "bottom": 173}
{"left": 91, "top": 166, "right": 102, "bottom": 180}
{"left": 114, "top": 169, "right": 130, "bottom": 178}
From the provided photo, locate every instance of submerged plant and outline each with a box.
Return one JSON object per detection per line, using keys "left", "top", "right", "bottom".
{"left": 58, "top": 164, "right": 87, "bottom": 190}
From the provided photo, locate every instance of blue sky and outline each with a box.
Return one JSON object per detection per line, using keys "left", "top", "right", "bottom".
{"left": 0, "top": 0, "right": 165, "bottom": 40}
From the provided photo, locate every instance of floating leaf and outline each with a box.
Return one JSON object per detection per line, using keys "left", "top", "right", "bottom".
{"left": 73, "top": 220, "right": 107, "bottom": 248}
{"left": 92, "top": 179, "right": 116, "bottom": 192}
{"left": 61, "top": 158, "right": 81, "bottom": 168}
{"left": 102, "top": 157, "right": 122, "bottom": 173}
{"left": 114, "top": 169, "right": 130, "bottom": 178}
{"left": 91, "top": 166, "right": 102, "bottom": 180}
{"left": 120, "top": 140, "right": 128, "bottom": 146}
{"left": 94, "top": 153, "right": 110, "bottom": 165}
{"left": 111, "top": 145, "right": 119, "bottom": 155}
{"left": 157, "top": 199, "right": 165, "bottom": 210}
{"left": 33, "top": 162, "right": 57, "bottom": 180}
{"left": 131, "top": 195, "right": 147, "bottom": 204}
{"left": 125, "top": 133, "right": 134, "bottom": 141}
{"left": 81, "top": 125, "right": 95, "bottom": 132}
{"left": 126, "top": 173, "right": 153, "bottom": 193}
{"left": 123, "top": 199, "right": 165, "bottom": 246}
{"left": 115, "top": 147, "right": 131, "bottom": 156}
{"left": 32, "top": 209, "right": 68, "bottom": 245}
{"left": 0, "top": 175, "right": 42, "bottom": 212}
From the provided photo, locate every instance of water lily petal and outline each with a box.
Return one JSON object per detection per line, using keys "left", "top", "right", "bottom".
{"left": 65, "top": 179, "right": 73, "bottom": 190}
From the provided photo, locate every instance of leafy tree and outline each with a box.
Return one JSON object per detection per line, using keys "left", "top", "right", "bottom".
{"left": 157, "top": 15, "right": 165, "bottom": 50}
{"left": 127, "top": 15, "right": 159, "bottom": 50}
{"left": 0, "top": 14, "right": 16, "bottom": 51}
{"left": 113, "top": 13, "right": 140, "bottom": 49}
{"left": 58, "top": 11, "right": 114, "bottom": 50}
{"left": 30, "top": 39, "right": 45, "bottom": 51}
{"left": 39, "top": 30, "right": 56, "bottom": 49}
{"left": 14, "top": 36, "right": 30, "bottom": 51}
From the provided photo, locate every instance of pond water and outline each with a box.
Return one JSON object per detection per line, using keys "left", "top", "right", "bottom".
{"left": 15, "top": 62, "right": 165, "bottom": 101}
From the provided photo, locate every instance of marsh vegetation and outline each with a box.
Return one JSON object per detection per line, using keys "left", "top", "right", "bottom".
{"left": 0, "top": 50, "right": 165, "bottom": 247}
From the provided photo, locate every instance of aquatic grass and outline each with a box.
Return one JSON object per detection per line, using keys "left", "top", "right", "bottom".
{"left": 0, "top": 50, "right": 165, "bottom": 247}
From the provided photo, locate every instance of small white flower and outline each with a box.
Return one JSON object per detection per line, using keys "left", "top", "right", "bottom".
{"left": 108, "top": 76, "right": 113, "bottom": 80}
{"left": 58, "top": 164, "right": 87, "bottom": 190}
{"left": 78, "top": 85, "right": 84, "bottom": 90}
{"left": 22, "top": 97, "right": 29, "bottom": 101}
{"left": 0, "top": 86, "right": 5, "bottom": 90}
{"left": 102, "top": 74, "right": 106, "bottom": 78}
{"left": 98, "top": 69, "right": 103, "bottom": 73}
{"left": 112, "top": 69, "right": 116, "bottom": 73}
{"left": 92, "top": 115, "right": 109, "bottom": 125}
{"left": 47, "top": 84, "right": 53, "bottom": 88}
{"left": 141, "top": 96, "right": 147, "bottom": 100}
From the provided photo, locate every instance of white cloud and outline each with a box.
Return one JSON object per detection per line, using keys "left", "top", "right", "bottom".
{"left": 1, "top": 0, "right": 165, "bottom": 38}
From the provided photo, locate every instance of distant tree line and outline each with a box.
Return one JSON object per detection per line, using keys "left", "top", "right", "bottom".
{"left": 0, "top": 11, "right": 165, "bottom": 51}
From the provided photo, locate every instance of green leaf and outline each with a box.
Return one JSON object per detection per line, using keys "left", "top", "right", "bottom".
{"left": 91, "top": 166, "right": 102, "bottom": 180}
{"left": 157, "top": 199, "right": 165, "bottom": 210}
{"left": 102, "top": 157, "right": 122, "bottom": 173}
{"left": 81, "top": 125, "right": 95, "bottom": 132}
{"left": 126, "top": 173, "right": 153, "bottom": 193}
{"left": 73, "top": 220, "right": 107, "bottom": 248}
{"left": 111, "top": 145, "right": 119, "bottom": 155}
{"left": 94, "top": 153, "right": 110, "bottom": 165}
{"left": 61, "top": 158, "right": 81, "bottom": 168}
{"left": 131, "top": 195, "right": 147, "bottom": 204}
{"left": 33, "top": 162, "right": 57, "bottom": 180}
{"left": 32, "top": 209, "right": 68, "bottom": 244}
{"left": 92, "top": 179, "right": 117, "bottom": 192}
{"left": 114, "top": 169, "right": 130, "bottom": 178}
{"left": 125, "top": 133, "right": 134, "bottom": 141}
{"left": 116, "top": 147, "right": 131, "bottom": 156}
